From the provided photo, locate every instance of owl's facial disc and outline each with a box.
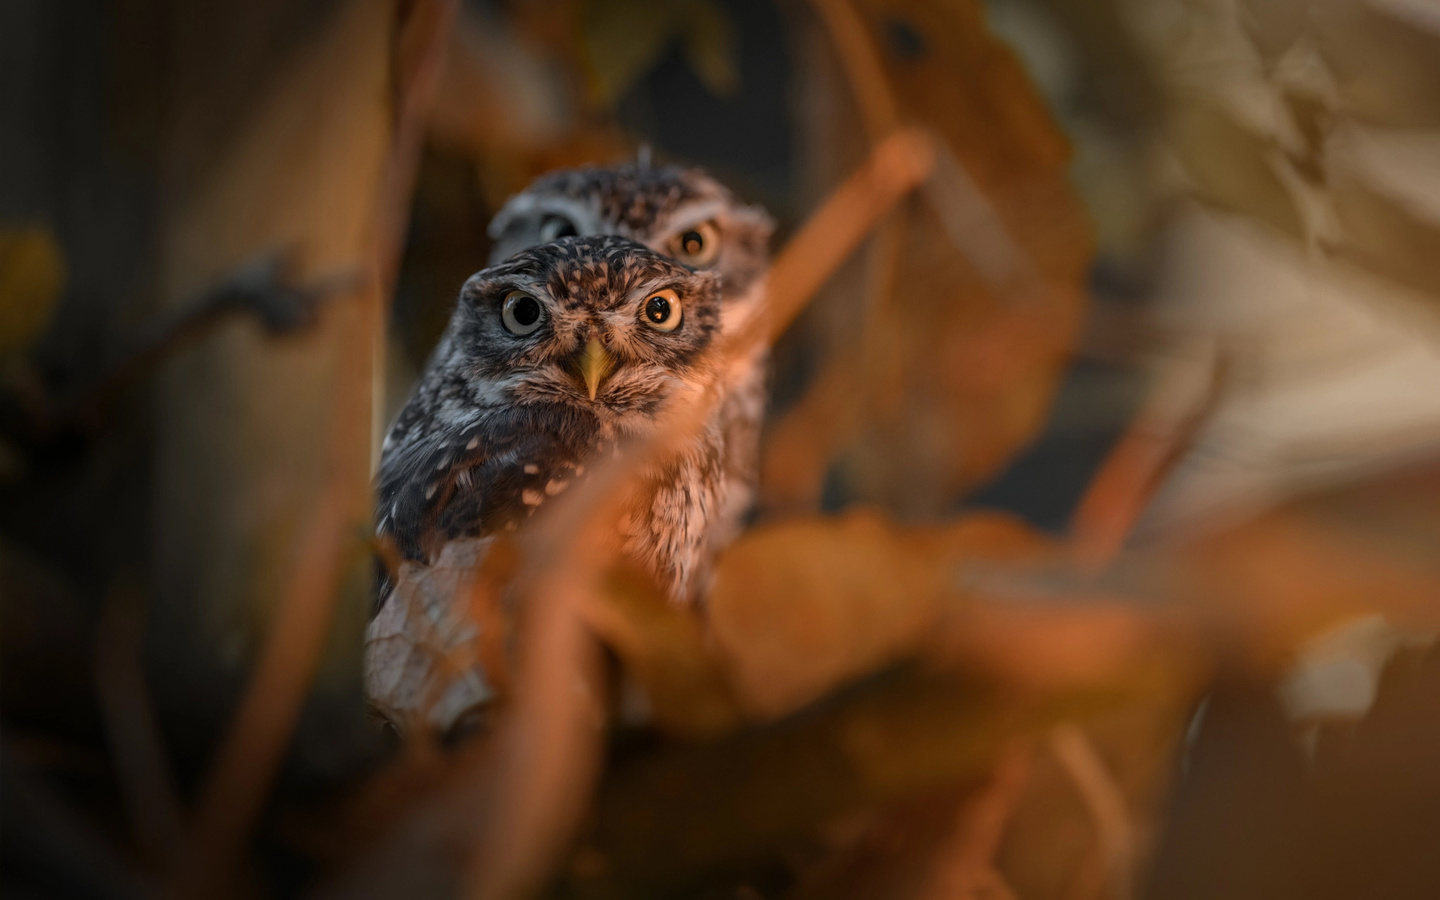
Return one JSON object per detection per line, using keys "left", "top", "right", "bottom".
{"left": 459, "top": 235, "right": 720, "bottom": 414}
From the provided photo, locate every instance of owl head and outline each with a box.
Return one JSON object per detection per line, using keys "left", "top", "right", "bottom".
{"left": 378, "top": 235, "right": 725, "bottom": 561}
{"left": 487, "top": 163, "right": 774, "bottom": 317}
{"left": 442, "top": 234, "right": 723, "bottom": 421}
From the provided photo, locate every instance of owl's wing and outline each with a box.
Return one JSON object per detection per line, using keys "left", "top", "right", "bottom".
{"left": 376, "top": 408, "right": 597, "bottom": 565}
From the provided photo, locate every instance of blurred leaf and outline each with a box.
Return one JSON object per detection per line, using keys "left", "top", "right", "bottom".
{"left": 1239, "top": 0, "right": 1312, "bottom": 63}
{"left": 771, "top": 0, "right": 1092, "bottom": 513}
{"left": 1030, "top": 0, "right": 1163, "bottom": 127}
{"left": 1168, "top": 102, "right": 1306, "bottom": 239}
{"left": 1311, "top": 0, "right": 1440, "bottom": 128}
{"left": 584, "top": 565, "right": 742, "bottom": 738}
{"left": 709, "top": 510, "right": 1052, "bottom": 719}
{"left": 579, "top": 0, "right": 739, "bottom": 106}
{"left": 1328, "top": 172, "right": 1440, "bottom": 298}
{"left": 682, "top": 0, "right": 739, "bottom": 98}
{"left": 573, "top": 665, "right": 1033, "bottom": 899}
{"left": 0, "top": 226, "right": 65, "bottom": 355}
{"left": 1174, "top": 459, "right": 1440, "bottom": 668}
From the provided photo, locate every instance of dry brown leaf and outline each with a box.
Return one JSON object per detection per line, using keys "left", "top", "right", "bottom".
{"left": 769, "top": 0, "right": 1092, "bottom": 514}
{"left": 582, "top": 565, "right": 742, "bottom": 739}
{"left": 364, "top": 537, "right": 513, "bottom": 734}
{"left": 708, "top": 509, "right": 1052, "bottom": 719}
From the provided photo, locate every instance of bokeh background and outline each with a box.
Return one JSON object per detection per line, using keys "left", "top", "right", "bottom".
{"left": 4, "top": 1, "right": 1440, "bottom": 898}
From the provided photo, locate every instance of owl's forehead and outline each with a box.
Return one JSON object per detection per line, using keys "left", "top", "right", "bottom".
{"left": 527, "top": 165, "right": 726, "bottom": 233}
{"left": 498, "top": 236, "right": 692, "bottom": 309}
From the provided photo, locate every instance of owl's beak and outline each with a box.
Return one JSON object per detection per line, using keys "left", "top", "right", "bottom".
{"left": 576, "top": 337, "right": 614, "bottom": 401}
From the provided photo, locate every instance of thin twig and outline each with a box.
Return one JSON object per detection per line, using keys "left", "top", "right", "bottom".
{"left": 803, "top": 0, "right": 900, "bottom": 139}
{"left": 1068, "top": 343, "right": 1226, "bottom": 570}
{"left": 1050, "top": 723, "right": 1137, "bottom": 900}
{"left": 93, "top": 583, "right": 185, "bottom": 863}
{"left": 916, "top": 743, "right": 1032, "bottom": 900}
{"left": 760, "top": 0, "right": 904, "bottom": 512}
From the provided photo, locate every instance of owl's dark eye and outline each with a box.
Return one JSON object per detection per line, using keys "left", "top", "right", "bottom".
{"left": 501, "top": 290, "right": 544, "bottom": 335}
{"left": 642, "top": 288, "right": 682, "bottom": 332}
{"left": 539, "top": 214, "right": 578, "bottom": 242}
{"left": 672, "top": 221, "right": 719, "bottom": 266}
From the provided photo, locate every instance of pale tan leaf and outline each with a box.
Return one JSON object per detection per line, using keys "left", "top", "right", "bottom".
{"left": 1328, "top": 172, "right": 1440, "bottom": 298}
{"left": 1312, "top": 0, "right": 1440, "bottom": 128}
{"left": 1239, "top": 0, "right": 1312, "bottom": 62}
{"left": 1168, "top": 102, "right": 1305, "bottom": 239}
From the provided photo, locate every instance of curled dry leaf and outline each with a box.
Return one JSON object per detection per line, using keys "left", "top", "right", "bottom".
{"left": 364, "top": 537, "right": 516, "bottom": 734}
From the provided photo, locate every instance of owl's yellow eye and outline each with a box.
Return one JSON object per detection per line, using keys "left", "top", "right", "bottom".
{"left": 642, "top": 288, "right": 682, "bottom": 332}
{"left": 501, "top": 290, "right": 545, "bottom": 335}
{"left": 672, "top": 221, "right": 719, "bottom": 266}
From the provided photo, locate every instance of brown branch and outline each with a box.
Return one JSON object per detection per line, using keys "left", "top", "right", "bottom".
{"left": 803, "top": 0, "right": 900, "bottom": 140}
{"left": 1068, "top": 344, "right": 1226, "bottom": 571}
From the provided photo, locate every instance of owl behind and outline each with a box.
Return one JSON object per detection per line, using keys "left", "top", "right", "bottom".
{"left": 488, "top": 162, "right": 773, "bottom": 557}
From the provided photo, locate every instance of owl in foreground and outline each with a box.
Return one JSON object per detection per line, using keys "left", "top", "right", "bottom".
{"left": 488, "top": 163, "right": 774, "bottom": 560}
{"left": 376, "top": 235, "right": 730, "bottom": 601}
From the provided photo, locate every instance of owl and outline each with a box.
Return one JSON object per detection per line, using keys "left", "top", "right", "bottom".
{"left": 487, "top": 163, "right": 774, "bottom": 559}
{"left": 376, "top": 235, "right": 729, "bottom": 601}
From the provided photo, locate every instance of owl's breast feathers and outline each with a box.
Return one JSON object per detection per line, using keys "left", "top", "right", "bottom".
{"left": 377, "top": 401, "right": 733, "bottom": 603}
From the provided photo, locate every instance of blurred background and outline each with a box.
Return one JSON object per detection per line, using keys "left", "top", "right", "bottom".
{"left": 4, "top": 0, "right": 1440, "bottom": 898}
